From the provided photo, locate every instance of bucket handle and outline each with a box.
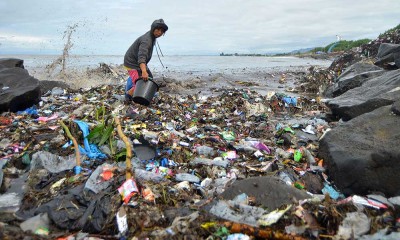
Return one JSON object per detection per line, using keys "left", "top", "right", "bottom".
{"left": 136, "top": 77, "right": 159, "bottom": 91}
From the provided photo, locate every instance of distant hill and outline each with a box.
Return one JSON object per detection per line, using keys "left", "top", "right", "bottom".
{"left": 220, "top": 24, "right": 400, "bottom": 57}
{"left": 287, "top": 47, "right": 315, "bottom": 55}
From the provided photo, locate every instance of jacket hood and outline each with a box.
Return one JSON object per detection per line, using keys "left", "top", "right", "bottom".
{"left": 151, "top": 19, "right": 168, "bottom": 33}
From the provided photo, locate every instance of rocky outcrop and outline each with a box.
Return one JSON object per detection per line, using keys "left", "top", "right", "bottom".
{"left": 392, "top": 100, "right": 400, "bottom": 115}
{"left": 0, "top": 58, "right": 25, "bottom": 68}
{"left": 319, "top": 103, "right": 400, "bottom": 197}
{"left": 324, "top": 63, "right": 384, "bottom": 98}
{"left": 328, "top": 52, "right": 362, "bottom": 77}
{"left": 0, "top": 59, "right": 41, "bottom": 113}
{"left": 326, "top": 68, "right": 400, "bottom": 121}
{"left": 374, "top": 43, "right": 400, "bottom": 69}
{"left": 40, "top": 80, "right": 70, "bottom": 94}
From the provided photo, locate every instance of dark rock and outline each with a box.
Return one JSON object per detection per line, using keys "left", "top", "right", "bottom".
{"left": 40, "top": 80, "right": 70, "bottom": 94}
{"left": 163, "top": 206, "right": 193, "bottom": 223}
{"left": 220, "top": 176, "right": 309, "bottom": 210}
{"left": 361, "top": 29, "right": 400, "bottom": 58}
{"left": 300, "top": 172, "right": 324, "bottom": 194}
{"left": 280, "top": 133, "right": 292, "bottom": 147}
{"left": 392, "top": 100, "right": 400, "bottom": 115}
{"left": 328, "top": 52, "right": 362, "bottom": 76}
{"left": 327, "top": 69, "right": 400, "bottom": 121}
{"left": 335, "top": 63, "right": 383, "bottom": 82}
{"left": 324, "top": 63, "right": 385, "bottom": 98}
{"left": 0, "top": 66, "right": 41, "bottom": 113}
{"left": 0, "top": 58, "right": 24, "bottom": 69}
{"left": 374, "top": 43, "right": 400, "bottom": 69}
{"left": 295, "top": 129, "right": 319, "bottom": 143}
{"left": 319, "top": 105, "right": 400, "bottom": 197}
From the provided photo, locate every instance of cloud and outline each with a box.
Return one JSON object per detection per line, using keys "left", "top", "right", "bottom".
{"left": 0, "top": 32, "right": 53, "bottom": 54}
{"left": 0, "top": 32, "right": 49, "bottom": 44}
{"left": 0, "top": 0, "right": 399, "bottom": 55}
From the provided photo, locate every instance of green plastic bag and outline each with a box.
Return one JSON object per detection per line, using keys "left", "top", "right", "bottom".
{"left": 221, "top": 131, "right": 235, "bottom": 141}
{"left": 294, "top": 149, "right": 302, "bottom": 162}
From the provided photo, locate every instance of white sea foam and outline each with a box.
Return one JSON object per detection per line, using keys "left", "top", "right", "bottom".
{"left": 0, "top": 54, "right": 332, "bottom": 93}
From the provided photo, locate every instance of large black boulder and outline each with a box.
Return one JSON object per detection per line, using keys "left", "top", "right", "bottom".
{"left": 324, "top": 62, "right": 384, "bottom": 98}
{"left": 0, "top": 59, "right": 41, "bottom": 113}
{"left": 392, "top": 100, "right": 400, "bottom": 115}
{"left": 374, "top": 43, "right": 400, "bottom": 69}
{"left": 326, "top": 69, "right": 400, "bottom": 121}
{"left": 40, "top": 80, "right": 70, "bottom": 94}
{"left": 319, "top": 104, "right": 400, "bottom": 197}
{"left": 0, "top": 58, "right": 25, "bottom": 68}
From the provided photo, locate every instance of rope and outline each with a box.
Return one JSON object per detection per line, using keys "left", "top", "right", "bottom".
{"left": 155, "top": 40, "right": 165, "bottom": 68}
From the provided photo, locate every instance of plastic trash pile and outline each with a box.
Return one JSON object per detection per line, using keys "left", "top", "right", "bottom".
{"left": 0, "top": 83, "right": 399, "bottom": 239}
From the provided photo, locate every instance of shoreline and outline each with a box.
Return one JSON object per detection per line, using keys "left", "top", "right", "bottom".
{"left": 16, "top": 54, "right": 332, "bottom": 96}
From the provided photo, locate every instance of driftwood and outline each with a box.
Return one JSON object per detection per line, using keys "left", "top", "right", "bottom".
{"left": 59, "top": 120, "right": 81, "bottom": 167}
{"left": 114, "top": 116, "right": 133, "bottom": 180}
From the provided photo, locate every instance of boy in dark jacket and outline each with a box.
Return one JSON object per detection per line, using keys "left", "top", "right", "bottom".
{"left": 124, "top": 19, "right": 168, "bottom": 101}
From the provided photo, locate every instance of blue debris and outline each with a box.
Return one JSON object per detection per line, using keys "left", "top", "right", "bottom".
{"left": 73, "top": 120, "right": 107, "bottom": 159}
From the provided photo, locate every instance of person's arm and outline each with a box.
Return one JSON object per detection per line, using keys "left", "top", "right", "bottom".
{"left": 138, "top": 36, "right": 151, "bottom": 81}
{"left": 140, "top": 63, "right": 149, "bottom": 80}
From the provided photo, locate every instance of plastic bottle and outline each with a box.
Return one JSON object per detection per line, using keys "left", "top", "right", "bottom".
{"left": 275, "top": 148, "right": 292, "bottom": 159}
{"left": 196, "top": 145, "right": 215, "bottom": 157}
{"left": 191, "top": 157, "right": 230, "bottom": 168}
{"left": 200, "top": 178, "right": 212, "bottom": 188}
{"left": 179, "top": 141, "right": 190, "bottom": 147}
{"left": 165, "top": 122, "right": 175, "bottom": 131}
{"left": 211, "top": 158, "right": 230, "bottom": 168}
{"left": 302, "top": 147, "right": 316, "bottom": 165}
{"left": 51, "top": 87, "right": 64, "bottom": 96}
{"left": 278, "top": 171, "right": 294, "bottom": 185}
{"left": 135, "top": 169, "right": 165, "bottom": 183}
{"left": 175, "top": 173, "right": 200, "bottom": 183}
{"left": 186, "top": 126, "right": 198, "bottom": 134}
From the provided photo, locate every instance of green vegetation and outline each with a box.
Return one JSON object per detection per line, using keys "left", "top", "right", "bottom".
{"left": 309, "top": 23, "right": 400, "bottom": 54}
{"left": 310, "top": 39, "right": 371, "bottom": 53}
{"left": 87, "top": 104, "right": 116, "bottom": 155}
{"left": 221, "top": 24, "right": 399, "bottom": 56}
{"left": 379, "top": 23, "right": 400, "bottom": 38}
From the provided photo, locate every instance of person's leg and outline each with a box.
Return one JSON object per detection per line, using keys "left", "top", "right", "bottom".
{"left": 125, "top": 69, "right": 140, "bottom": 100}
{"left": 125, "top": 76, "right": 133, "bottom": 101}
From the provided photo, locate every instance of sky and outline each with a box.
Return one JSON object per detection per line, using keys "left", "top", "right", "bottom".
{"left": 0, "top": 0, "right": 399, "bottom": 56}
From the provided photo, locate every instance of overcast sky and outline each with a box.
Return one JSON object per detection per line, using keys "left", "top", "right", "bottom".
{"left": 0, "top": 0, "right": 399, "bottom": 55}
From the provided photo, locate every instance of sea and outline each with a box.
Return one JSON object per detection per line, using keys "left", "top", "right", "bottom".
{"left": 0, "top": 54, "right": 331, "bottom": 74}
{"left": 0, "top": 54, "right": 332, "bottom": 93}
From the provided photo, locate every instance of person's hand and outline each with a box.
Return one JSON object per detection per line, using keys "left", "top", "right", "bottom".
{"left": 142, "top": 71, "right": 149, "bottom": 81}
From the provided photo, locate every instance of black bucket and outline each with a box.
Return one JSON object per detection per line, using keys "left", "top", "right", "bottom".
{"left": 132, "top": 79, "right": 159, "bottom": 106}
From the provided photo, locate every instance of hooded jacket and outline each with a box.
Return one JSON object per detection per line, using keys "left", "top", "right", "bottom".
{"left": 124, "top": 19, "right": 168, "bottom": 70}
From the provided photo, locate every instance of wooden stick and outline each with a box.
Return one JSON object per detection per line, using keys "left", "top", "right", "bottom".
{"left": 114, "top": 116, "right": 132, "bottom": 180}
{"left": 60, "top": 120, "right": 81, "bottom": 166}
{"left": 224, "top": 221, "right": 307, "bottom": 240}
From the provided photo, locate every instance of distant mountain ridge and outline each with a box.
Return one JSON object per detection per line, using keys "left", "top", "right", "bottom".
{"left": 287, "top": 47, "right": 315, "bottom": 54}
